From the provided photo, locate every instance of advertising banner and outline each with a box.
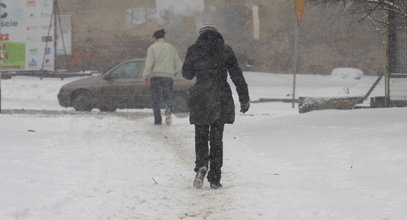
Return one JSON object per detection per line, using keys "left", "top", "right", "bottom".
{"left": 0, "top": 0, "right": 54, "bottom": 71}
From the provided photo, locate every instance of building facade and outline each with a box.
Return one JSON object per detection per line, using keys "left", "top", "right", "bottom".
{"left": 57, "top": 0, "right": 385, "bottom": 75}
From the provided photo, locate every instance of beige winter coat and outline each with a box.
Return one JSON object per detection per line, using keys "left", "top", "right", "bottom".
{"left": 142, "top": 38, "right": 182, "bottom": 79}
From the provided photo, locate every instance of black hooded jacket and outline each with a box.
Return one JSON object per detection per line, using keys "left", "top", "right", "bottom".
{"left": 182, "top": 30, "right": 249, "bottom": 125}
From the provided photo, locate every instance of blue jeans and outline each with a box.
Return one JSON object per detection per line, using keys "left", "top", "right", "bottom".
{"left": 150, "top": 77, "right": 174, "bottom": 124}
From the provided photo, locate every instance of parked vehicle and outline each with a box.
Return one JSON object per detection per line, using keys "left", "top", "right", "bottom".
{"left": 57, "top": 59, "right": 193, "bottom": 112}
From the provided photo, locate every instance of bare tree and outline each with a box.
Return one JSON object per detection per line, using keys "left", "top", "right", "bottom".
{"left": 312, "top": 0, "right": 407, "bottom": 106}
{"left": 309, "top": 0, "right": 407, "bottom": 24}
{"left": 310, "top": 0, "right": 407, "bottom": 49}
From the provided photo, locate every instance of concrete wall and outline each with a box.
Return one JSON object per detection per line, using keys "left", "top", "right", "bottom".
{"left": 57, "top": 0, "right": 385, "bottom": 75}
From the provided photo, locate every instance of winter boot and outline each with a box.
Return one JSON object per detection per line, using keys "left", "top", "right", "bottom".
{"left": 193, "top": 166, "right": 208, "bottom": 189}
{"left": 165, "top": 108, "right": 172, "bottom": 126}
{"left": 210, "top": 182, "right": 223, "bottom": 189}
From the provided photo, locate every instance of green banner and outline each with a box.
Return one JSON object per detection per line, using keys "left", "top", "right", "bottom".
{"left": 0, "top": 41, "right": 26, "bottom": 69}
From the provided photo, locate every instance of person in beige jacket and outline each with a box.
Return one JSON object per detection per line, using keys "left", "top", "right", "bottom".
{"left": 143, "top": 29, "right": 182, "bottom": 125}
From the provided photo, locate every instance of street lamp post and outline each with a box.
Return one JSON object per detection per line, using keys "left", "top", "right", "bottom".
{"left": 292, "top": 0, "right": 306, "bottom": 109}
{"left": 292, "top": 20, "right": 299, "bottom": 109}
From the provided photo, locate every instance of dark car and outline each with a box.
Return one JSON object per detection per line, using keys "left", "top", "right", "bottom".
{"left": 57, "top": 59, "right": 193, "bottom": 112}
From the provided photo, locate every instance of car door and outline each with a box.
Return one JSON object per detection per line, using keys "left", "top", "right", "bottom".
{"left": 99, "top": 61, "right": 147, "bottom": 109}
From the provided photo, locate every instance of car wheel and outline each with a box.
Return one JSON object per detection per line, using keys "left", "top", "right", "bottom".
{"left": 174, "top": 92, "right": 189, "bottom": 113}
{"left": 72, "top": 91, "right": 95, "bottom": 111}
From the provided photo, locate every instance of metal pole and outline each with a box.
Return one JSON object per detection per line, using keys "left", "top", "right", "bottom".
{"left": 292, "top": 20, "right": 299, "bottom": 108}
{"left": 53, "top": 0, "right": 57, "bottom": 72}
{"left": 0, "top": 71, "right": 2, "bottom": 113}
{"left": 41, "top": 1, "right": 54, "bottom": 71}
{"left": 385, "top": 10, "right": 390, "bottom": 108}
{"left": 386, "top": 9, "right": 396, "bottom": 107}
{"left": 0, "top": 0, "right": 2, "bottom": 113}
{"left": 0, "top": 72, "right": 2, "bottom": 113}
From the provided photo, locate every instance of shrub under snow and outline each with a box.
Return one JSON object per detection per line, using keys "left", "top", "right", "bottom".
{"left": 331, "top": 67, "right": 363, "bottom": 80}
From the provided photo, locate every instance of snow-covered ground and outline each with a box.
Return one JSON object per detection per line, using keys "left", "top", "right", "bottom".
{"left": 1, "top": 72, "right": 384, "bottom": 110}
{"left": 1, "top": 73, "right": 406, "bottom": 220}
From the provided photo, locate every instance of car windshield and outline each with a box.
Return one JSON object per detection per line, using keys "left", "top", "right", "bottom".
{"left": 103, "top": 60, "right": 186, "bottom": 80}
{"left": 108, "top": 61, "right": 144, "bottom": 79}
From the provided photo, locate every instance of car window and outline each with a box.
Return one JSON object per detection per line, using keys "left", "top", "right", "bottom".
{"left": 109, "top": 61, "right": 144, "bottom": 79}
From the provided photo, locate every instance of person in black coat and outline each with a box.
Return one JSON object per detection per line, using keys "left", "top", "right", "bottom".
{"left": 182, "top": 25, "right": 250, "bottom": 189}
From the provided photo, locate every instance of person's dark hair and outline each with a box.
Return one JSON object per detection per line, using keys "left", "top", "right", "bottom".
{"left": 153, "top": 29, "right": 165, "bottom": 39}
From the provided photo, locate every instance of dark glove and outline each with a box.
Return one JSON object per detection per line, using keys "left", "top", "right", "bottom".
{"left": 240, "top": 102, "right": 250, "bottom": 113}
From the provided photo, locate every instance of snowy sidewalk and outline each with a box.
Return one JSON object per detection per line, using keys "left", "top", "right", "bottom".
{"left": 2, "top": 105, "right": 407, "bottom": 219}
{"left": 0, "top": 113, "right": 248, "bottom": 219}
{"left": 1, "top": 73, "right": 406, "bottom": 219}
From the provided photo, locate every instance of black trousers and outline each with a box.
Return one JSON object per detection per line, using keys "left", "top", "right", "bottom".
{"left": 150, "top": 77, "right": 174, "bottom": 124}
{"left": 194, "top": 120, "right": 225, "bottom": 183}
